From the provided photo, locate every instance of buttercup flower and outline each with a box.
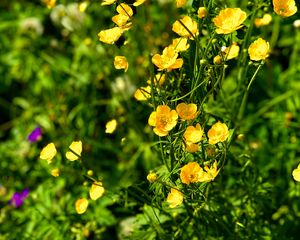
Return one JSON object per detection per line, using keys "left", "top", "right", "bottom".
{"left": 176, "top": 102, "right": 197, "bottom": 120}
{"left": 207, "top": 122, "right": 230, "bottom": 145}
{"left": 254, "top": 14, "right": 272, "bottom": 27}
{"left": 66, "top": 141, "right": 82, "bottom": 161}
{"left": 89, "top": 182, "right": 105, "bottom": 200}
{"left": 170, "top": 38, "right": 190, "bottom": 52}
{"left": 114, "top": 56, "right": 129, "bottom": 72}
{"left": 9, "top": 188, "right": 29, "bottom": 208}
{"left": 51, "top": 168, "right": 60, "bottom": 177}
{"left": 152, "top": 46, "right": 183, "bottom": 71}
{"left": 148, "top": 105, "right": 178, "bottom": 137}
{"left": 184, "top": 124, "right": 204, "bottom": 144}
{"left": 134, "top": 86, "right": 151, "bottom": 101}
{"left": 198, "top": 7, "right": 208, "bottom": 19}
{"left": 222, "top": 43, "right": 240, "bottom": 60}
{"left": 167, "top": 188, "right": 183, "bottom": 208}
{"left": 134, "top": 0, "right": 146, "bottom": 6}
{"left": 147, "top": 171, "right": 157, "bottom": 183}
{"left": 184, "top": 141, "right": 199, "bottom": 153}
{"left": 172, "top": 16, "right": 199, "bottom": 39}
{"left": 213, "top": 8, "right": 247, "bottom": 34}
{"left": 176, "top": 0, "right": 187, "bottom": 8}
{"left": 116, "top": 3, "right": 133, "bottom": 17}
{"left": 248, "top": 38, "right": 270, "bottom": 61}
{"left": 180, "top": 162, "right": 204, "bottom": 185}
{"left": 147, "top": 73, "right": 166, "bottom": 86}
{"left": 44, "top": 0, "right": 56, "bottom": 9}
{"left": 40, "top": 143, "right": 57, "bottom": 164}
{"left": 200, "top": 161, "right": 220, "bottom": 182}
{"left": 112, "top": 14, "right": 130, "bottom": 27}
{"left": 75, "top": 198, "right": 88, "bottom": 214}
{"left": 105, "top": 119, "right": 117, "bottom": 134}
{"left": 273, "top": 0, "right": 297, "bottom": 17}
{"left": 292, "top": 164, "right": 300, "bottom": 181}
{"left": 101, "top": 0, "right": 116, "bottom": 5}
{"left": 27, "top": 126, "right": 42, "bottom": 143}
{"left": 98, "top": 27, "right": 123, "bottom": 44}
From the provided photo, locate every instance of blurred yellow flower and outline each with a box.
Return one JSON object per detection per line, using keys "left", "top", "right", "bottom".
{"left": 89, "top": 182, "right": 105, "bottom": 200}
{"left": 273, "top": 0, "right": 297, "bottom": 17}
{"left": 50, "top": 168, "right": 60, "bottom": 177}
{"left": 248, "top": 38, "right": 270, "bottom": 61}
{"left": 75, "top": 198, "right": 88, "bottom": 214}
{"left": 114, "top": 56, "right": 129, "bottom": 72}
{"left": 134, "top": 85, "right": 151, "bottom": 101}
{"left": 147, "top": 172, "right": 157, "bottom": 183}
{"left": 213, "top": 55, "right": 222, "bottom": 65}
{"left": 101, "top": 0, "right": 116, "bottom": 5}
{"left": 167, "top": 188, "right": 183, "bottom": 208}
{"left": 176, "top": 0, "right": 187, "bottom": 8}
{"left": 180, "top": 162, "right": 204, "bottom": 185}
{"left": 148, "top": 105, "right": 178, "bottom": 137}
{"left": 254, "top": 14, "right": 272, "bottom": 27}
{"left": 133, "top": 0, "right": 146, "bottom": 6}
{"left": 116, "top": 3, "right": 133, "bottom": 17}
{"left": 207, "top": 122, "right": 229, "bottom": 144}
{"left": 201, "top": 161, "right": 220, "bottom": 182}
{"left": 66, "top": 141, "right": 82, "bottom": 161}
{"left": 198, "top": 7, "right": 208, "bottom": 19}
{"left": 184, "top": 124, "right": 204, "bottom": 144}
{"left": 105, "top": 119, "right": 117, "bottom": 134}
{"left": 176, "top": 102, "right": 197, "bottom": 120}
{"left": 112, "top": 14, "right": 130, "bottom": 27}
{"left": 222, "top": 43, "right": 240, "bottom": 60}
{"left": 172, "top": 16, "right": 199, "bottom": 39}
{"left": 147, "top": 73, "right": 166, "bottom": 86}
{"left": 170, "top": 38, "right": 190, "bottom": 52}
{"left": 152, "top": 46, "right": 183, "bottom": 71}
{"left": 213, "top": 8, "right": 247, "bottom": 34}
{"left": 184, "top": 141, "right": 199, "bottom": 153}
{"left": 292, "top": 164, "right": 300, "bottom": 181}
{"left": 40, "top": 143, "right": 57, "bottom": 164}
{"left": 98, "top": 27, "right": 123, "bottom": 44}
{"left": 43, "top": 0, "right": 56, "bottom": 9}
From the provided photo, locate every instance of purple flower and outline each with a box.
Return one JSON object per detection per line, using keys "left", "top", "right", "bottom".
{"left": 9, "top": 188, "right": 30, "bottom": 208}
{"left": 27, "top": 127, "right": 42, "bottom": 143}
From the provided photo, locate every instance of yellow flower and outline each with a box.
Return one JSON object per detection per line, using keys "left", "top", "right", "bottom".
{"left": 152, "top": 46, "right": 183, "bottom": 71}
{"left": 254, "top": 14, "right": 272, "bottom": 27}
{"left": 112, "top": 14, "right": 130, "bottom": 27}
{"left": 114, "top": 56, "right": 129, "bottom": 72}
{"left": 292, "top": 164, "right": 300, "bottom": 181}
{"left": 98, "top": 27, "right": 123, "bottom": 44}
{"left": 172, "top": 16, "right": 199, "bottom": 39}
{"left": 176, "top": 102, "right": 197, "bottom": 120}
{"left": 273, "top": 0, "right": 297, "bottom": 17}
{"left": 176, "top": 0, "right": 187, "bottom": 8}
{"left": 148, "top": 105, "right": 178, "bottom": 137}
{"left": 170, "top": 38, "right": 190, "bottom": 52}
{"left": 248, "top": 38, "right": 270, "bottom": 61}
{"left": 105, "top": 119, "right": 117, "bottom": 134}
{"left": 184, "top": 124, "right": 204, "bottom": 144}
{"left": 222, "top": 43, "right": 240, "bottom": 60}
{"left": 213, "top": 55, "right": 222, "bottom": 65}
{"left": 89, "top": 182, "right": 105, "bottom": 200}
{"left": 134, "top": 86, "right": 151, "bottom": 101}
{"left": 198, "top": 7, "right": 208, "bottom": 19}
{"left": 43, "top": 0, "right": 56, "bottom": 9}
{"left": 116, "top": 3, "right": 133, "bottom": 17}
{"left": 75, "top": 198, "right": 88, "bottom": 214}
{"left": 133, "top": 0, "right": 146, "bottom": 6}
{"left": 101, "top": 0, "right": 116, "bottom": 5}
{"left": 147, "top": 73, "right": 166, "bottom": 86}
{"left": 213, "top": 8, "right": 247, "bottom": 34}
{"left": 200, "top": 161, "right": 220, "bottom": 182}
{"left": 180, "top": 162, "right": 204, "bottom": 185}
{"left": 50, "top": 168, "right": 60, "bottom": 177}
{"left": 167, "top": 188, "right": 183, "bottom": 208}
{"left": 66, "top": 141, "right": 82, "bottom": 161}
{"left": 184, "top": 141, "right": 199, "bottom": 153}
{"left": 40, "top": 143, "right": 57, "bottom": 164}
{"left": 147, "top": 172, "right": 157, "bottom": 183}
{"left": 207, "top": 122, "right": 229, "bottom": 145}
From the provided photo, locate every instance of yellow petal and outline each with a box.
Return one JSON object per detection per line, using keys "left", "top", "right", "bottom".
{"left": 75, "top": 198, "right": 88, "bottom": 214}
{"left": 89, "top": 182, "right": 105, "bottom": 200}
{"left": 66, "top": 141, "right": 82, "bottom": 161}
{"left": 40, "top": 143, "right": 57, "bottom": 164}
